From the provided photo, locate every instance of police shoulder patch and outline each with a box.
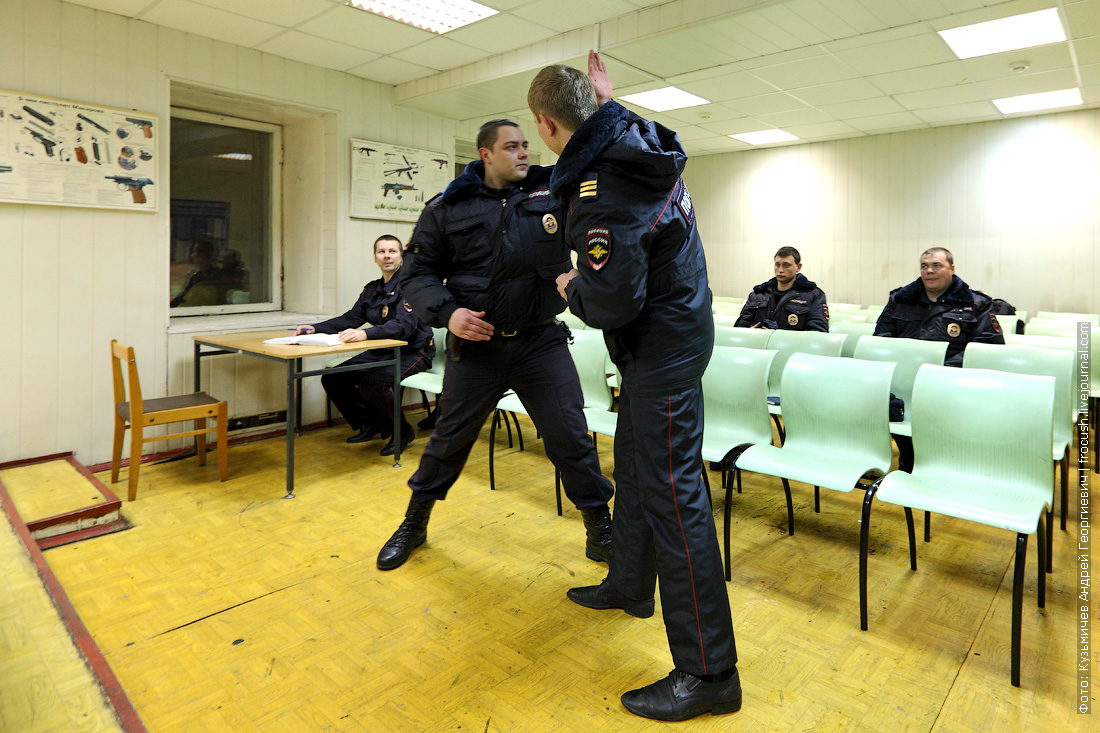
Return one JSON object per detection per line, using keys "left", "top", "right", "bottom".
{"left": 675, "top": 180, "right": 694, "bottom": 223}
{"left": 404, "top": 300, "right": 413, "bottom": 313}
{"left": 586, "top": 227, "right": 611, "bottom": 271}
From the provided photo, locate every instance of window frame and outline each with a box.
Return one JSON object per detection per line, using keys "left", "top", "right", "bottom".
{"left": 169, "top": 107, "right": 283, "bottom": 317}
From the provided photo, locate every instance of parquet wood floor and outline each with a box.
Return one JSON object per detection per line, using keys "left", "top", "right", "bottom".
{"left": 24, "top": 413, "right": 1096, "bottom": 731}
{"left": 3, "top": 460, "right": 110, "bottom": 522}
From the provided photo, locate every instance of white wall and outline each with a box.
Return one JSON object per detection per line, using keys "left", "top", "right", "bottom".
{"left": 0, "top": 0, "right": 458, "bottom": 465}
{"left": 685, "top": 108, "right": 1100, "bottom": 314}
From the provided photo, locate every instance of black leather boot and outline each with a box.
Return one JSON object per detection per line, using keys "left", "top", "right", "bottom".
{"left": 380, "top": 420, "right": 415, "bottom": 456}
{"left": 580, "top": 504, "right": 613, "bottom": 563}
{"left": 377, "top": 496, "right": 435, "bottom": 570}
{"left": 567, "top": 579, "right": 654, "bottom": 618}
{"left": 621, "top": 668, "right": 742, "bottom": 721}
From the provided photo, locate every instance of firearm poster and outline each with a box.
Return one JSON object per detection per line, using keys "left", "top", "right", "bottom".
{"left": 349, "top": 137, "right": 451, "bottom": 222}
{"left": 0, "top": 88, "right": 159, "bottom": 211}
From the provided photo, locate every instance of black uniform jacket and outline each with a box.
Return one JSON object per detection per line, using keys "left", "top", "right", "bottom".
{"left": 734, "top": 273, "right": 829, "bottom": 331}
{"left": 874, "top": 274, "right": 1004, "bottom": 367}
{"left": 400, "top": 162, "right": 570, "bottom": 334}
{"left": 313, "top": 268, "right": 433, "bottom": 354}
{"left": 553, "top": 101, "right": 712, "bottom": 396}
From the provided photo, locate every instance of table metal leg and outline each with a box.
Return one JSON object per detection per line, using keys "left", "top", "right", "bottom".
{"left": 286, "top": 359, "right": 297, "bottom": 498}
{"left": 295, "top": 357, "right": 303, "bottom": 434}
{"left": 193, "top": 342, "right": 201, "bottom": 393}
{"left": 393, "top": 345, "right": 402, "bottom": 467}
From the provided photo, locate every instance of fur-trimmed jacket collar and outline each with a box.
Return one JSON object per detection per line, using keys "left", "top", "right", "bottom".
{"left": 753, "top": 273, "right": 819, "bottom": 294}
{"left": 441, "top": 160, "right": 553, "bottom": 204}
{"left": 890, "top": 274, "right": 977, "bottom": 306}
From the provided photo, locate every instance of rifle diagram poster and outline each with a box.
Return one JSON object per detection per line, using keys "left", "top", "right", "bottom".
{"left": 0, "top": 89, "right": 159, "bottom": 211}
{"left": 349, "top": 137, "right": 451, "bottom": 222}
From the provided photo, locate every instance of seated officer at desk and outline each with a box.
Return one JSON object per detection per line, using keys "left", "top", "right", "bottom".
{"left": 296, "top": 235, "right": 434, "bottom": 456}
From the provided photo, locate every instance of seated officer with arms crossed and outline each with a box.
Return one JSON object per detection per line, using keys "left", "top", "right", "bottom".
{"left": 295, "top": 235, "right": 434, "bottom": 456}
{"left": 874, "top": 246, "right": 1004, "bottom": 470}
{"left": 734, "top": 246, "right": 828, "bottom": 331}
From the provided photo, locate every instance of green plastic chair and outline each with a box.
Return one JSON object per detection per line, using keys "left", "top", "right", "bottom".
{"left": 1035, "top": 310, "right": 1099, "bottom": 322}
{"left": 736, "top": 353, "right": 896, "bottom": 536}
{"left": 713, "top": 326, "right": 773, "bottom": 350}
{"left": 830, "top": 322, "right": 875, "bottom": 358}
{"left": 701, "top": 346, "right": 777, "bottom": 580}
{"left": 1024, "top": 321, "right": 1081, "bottom": 338}
{"left": 713, "top": 314, "right": 741, "bottom": 327}
{"left": 863, "top": 305, "right": 885, "bottom": 314}
{"left": 992, "top": 314, "right": 1019, "bottom": 335}
{"left": 963, "top": 342, "right": 1075, "bottom": 537}
{"left": 764, "top": 331, "right": 846, "bottom": 443}
{"left": 830, "top": 310, "right": 872, "bottom": 324}
{"left": 828, "top": 303, "right": 862, "bottom": 312}
{"left": 859, "top": 365, "right": 1054, "bottom": 687}
{"left": 853, "top": 337, "right": 949, "bottom": 439}
{"left": 1015, "top": 310, "right": 1027, "bottom": 324}
{"left": 400, "top": 326, "right": 448, "bottom": 419}
{"left": 557, "top": 310, "right": 587, "bottom": 330}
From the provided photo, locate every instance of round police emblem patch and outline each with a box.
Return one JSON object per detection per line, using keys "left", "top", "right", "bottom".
{"left": 788, "top": 314, "right": 799, "bottom": 326}
{"left": 382, "top": 305, "right": 389, "bottom": 319}
{"left": 947, "top": 322, "right": 960, "bottom": 337}
{"left": 542, "top": 213, "right": 558, "bottom": 234}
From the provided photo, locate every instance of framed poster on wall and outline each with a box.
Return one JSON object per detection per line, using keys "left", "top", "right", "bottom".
{"left": 0, "top": 88, "right": 159, "bottom": 211}
{"left": 349, "top": 138, "right": 452, "bottom": 222}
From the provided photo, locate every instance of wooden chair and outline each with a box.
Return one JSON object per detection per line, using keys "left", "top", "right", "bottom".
{"left": 111, "top": 339, "right": 228, "bottom": 500}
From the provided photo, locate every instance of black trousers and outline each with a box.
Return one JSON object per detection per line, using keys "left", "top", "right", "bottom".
{"left": 605, "top": 381, "right": 737, "bottom": 677}
{"left": 321, "top": 349, "right": 431, "bottom": 436}
{"left": 407, "top": 323, "right": 613, "bottom": 508}
{"left": 894, "top": 435, "right": 914, "bottom": 473}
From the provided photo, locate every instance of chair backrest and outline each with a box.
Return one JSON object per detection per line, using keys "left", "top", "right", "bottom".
{"left": 828, "top": 303, "right": 862, "bottom": 311}
{"left": 558, "top": 310, "right": 586, "bottom": 330}
{"left": 713, "top": 325, "right": 773, "bottom": 350}
{"left": 909, "top": 365, "right": 1054, "bottom": 501}
{"left": 712, "top": 314, "right": 741, "bottom": 327}
{"left": 854, "top": 336, "right": 948, "bottom": 406}
{"left": 963, "top": 342, "right": 1075, "bottom": 448}
{"left": 830, "top": 310, "right": 871, "bottom": 324}
{"left": 702, "top": 347, "right": 776, "bottom": 448}
{"left": 992, "top": 314, "right": 1019, "bottom": 335}
{"left": 779, "top": 353, "right": 895, "bottom": 468}
{"left": 830, "top": 322, "right": 876, "bottom": 357}
{"left": 567, "top": 329, "right": 614, "bottom": 411}
{"left": 110, "top": 339, "right": 143, "bottom": 416}
{"left": 765, "top": 330, "right": 847, "bottom": 396}
{"left": 1025, "top": 321, "right": 1080, "bottom": 338}
{"left": 863, "top": 305, "right": 885, "bottom": 314}
{"left": 1035, "top": 310, "right": 1099, "bottom": 322}
{"left": 1002, "top": 333, "right": 1075, "bottom": 352}
{"left": 1014, "top": 310, "right": 1027, "bottom": 323}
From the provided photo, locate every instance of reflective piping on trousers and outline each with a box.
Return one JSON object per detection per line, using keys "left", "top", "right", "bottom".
{"left": 668, "top": 393, "right": 707, "bottom": 672}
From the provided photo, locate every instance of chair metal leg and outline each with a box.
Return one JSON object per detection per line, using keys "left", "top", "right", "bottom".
{"left": 1037, "top": 514, "right": 1047, "bottom": 608}
{"left": 814, "top": 486, "right": 820, "bottom": 513}
{"left": 771, "top": 413, "right": 785, "bottom": 445}
{"left": 111, "top": 416, "right": 126, "bottom": 483}
{"left": 128, "top": 426, "right": 143, "bottom": 502}
{"left": 503, "top": 409, "right": 513, "bottom": 448}
{"left": 555, "top": 469, "right": 562, "bottom": 516}
{"left": 781, "top": 477, "right": 794, "bottom": 535}
{"left": 1059, "top": 455, "right": 1068, "bottom": 530}
{"left": 903, "top": 508, "right": 917, "bottom": 570}
{"left": 488, "top": 413, "right": 498, "bottom": 490}
{"left": 1011, "top": 533, "right": 1027, "bottom": 687}
{"left": 509, "top": 411, "right": 524, "bottom": 451}
{"left": 701, "top": 462, "right": 712, "bottom": 506}
{"left": 859, "top": 481, "right": 879, "bottom": 631}
{"left": 1046, "top": 504, "right": 1054, "bottom": 573}
{"left": 724, "top": 469, "right": 734, "bottom": 582}
{"left": 736, "top": 466, "right": 742, "bottom": 495}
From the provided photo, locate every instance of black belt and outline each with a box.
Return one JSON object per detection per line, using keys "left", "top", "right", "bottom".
{"left": 497, "top": 319, "right": 554, "bottom": 338}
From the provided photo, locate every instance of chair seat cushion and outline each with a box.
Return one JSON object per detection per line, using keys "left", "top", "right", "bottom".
{"left": 498, "top": 392, "right": 528, "bottom": 416}
{"left": 737, "top": 443, "right": 886, "bottom": 493}
{"left": 401, "top": 373, "right": 443, "bottom": 393}
{"left": 116, "top": 392, "right": 222, "bottom": 420}
{"left": 877, "top": 470, "right": 1049, "bottom": 534}
{"left": 582, "top": 408, "right": 617, "bottom": 438}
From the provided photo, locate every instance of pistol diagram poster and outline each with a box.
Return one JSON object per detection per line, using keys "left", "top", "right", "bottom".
{"left": 0, "top": 89, "right": 159, "bottom": 211}
{"left": 349, "top": 138, "right": 451, "bottom": 222}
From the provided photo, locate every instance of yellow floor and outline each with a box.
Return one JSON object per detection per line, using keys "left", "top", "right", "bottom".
{"left": 0, "top": 513, "right": 121, "bottom": 732}
{"left": 16, "top": 413, "right": 1097, "bottom": 731}
{"left": 2, "top": 459, "right": 111, "bottom": 523}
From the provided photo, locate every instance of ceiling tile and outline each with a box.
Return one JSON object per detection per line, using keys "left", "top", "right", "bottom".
{"left": 846, "top": 111, "right": 928, "bottom": 132}
{"left": 1083, "top": 83, "right": 1100, "bottom": 104}
{"left": 737, "top": 46, "right": 830, "bottom": 71}
{"left": 688, "top": 136, "right": 754, "bottom": 153}
{"left": 832, "top": 32, "right": 958, "bottom": 75}
{"left": 346, "top": 56, "right": 437, "bottom": 85}
{"left": 511, "top": 0, "right": 637, "bottom": 33}
{"left": 978, "top": 68, "right": 1080, "bottom": 98}
{"left": 753, "top": 2, "right": 846, "bottom": 45}
{"left": 912, "top": 100, "right": 1000, "bottom": 123}
{"left": 958, "top": 43, "right": 1074, "bottom": 82}
{"left": 673, "top": 124, "right": 724, "bottom": 141}
{"left": 257, "top": 31, "right": 379, "bottom": 71}
{"left": 726, "top": 92, "right": 806, "bottom": 117}
{"left": 1072, "top": 35, "right": 1100, "bottom": 65}
{"left": 141, "top": 0, "right": 285, "bottom": 47}
{"left": 791, "top": 78, "right": 885, "bottom": 105}
{"left": 776, "top": 0, "right": 861, "bottom": 39}
{"left": 756, "top": 107, "right": 835, "bottom": 127}
{"left": 391, "top": 37, "right": 489, "bottom": 71}
{"left": 699, "top": 118, "right": 777, "bottom": 136}
{"left": 784, "top": 120, "right": 863, "bottom": 140}
{"left": 823, "top": 21, "right": 927, "bottom": 53}
{"left": 1082, "top": 62, "right": 1100, "bottom": 87}
{"left": 296, "top": 5, "right": 434, "bottom": 54}
{"left": 748, "top": 54, "right": 862, "bottom": 88}
{"left": 866, "top": 61, "right": 970, "bottom": 94}
{"left": 894, "top": 84, "right": 987, "bottom": 110}
{"left": 68, "top": 0, "right": 170, "bottom": 15}
{"left": 659, "top": 103, "right": 746, "bottom": 126}
{"left": 188, "top": 0, "right": 334, "bottom": 27}
{"left": 818, "top": 96, "right": 905, "bottom": 117}
{"left": 444, "top": 14, "right": 559, "bottom": 54}
{"left": 1064, "top": 0, "right": 1100, "bottom": 37}
{"left": 676, "top": 71, "right": 777, "bottom": 102}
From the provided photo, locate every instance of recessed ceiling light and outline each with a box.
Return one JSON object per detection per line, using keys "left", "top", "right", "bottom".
{"left": 729, "top": 130, "right": 800, "bottom": 145}
{"left": 993, "top": 88, "right": 1082, "bottom": 114}
{"left": 938, "top": 8, "right": 1065, "bottom": 60}
{"left": 619, "top": 87, "right": 710, "bottom": 112}
{"left": 345, "top": 0, "right": 497, "bottom": 35}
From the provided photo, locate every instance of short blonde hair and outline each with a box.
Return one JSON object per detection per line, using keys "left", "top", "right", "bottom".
{"left": 528, "top": 64, "right": 597, "bottom": 132}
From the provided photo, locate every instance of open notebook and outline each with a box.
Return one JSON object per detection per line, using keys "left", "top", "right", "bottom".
{"left": 263, "top": 333, "right": 343, "bottom": 347}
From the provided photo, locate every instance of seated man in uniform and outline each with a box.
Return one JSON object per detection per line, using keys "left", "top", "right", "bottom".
{"left": 295, "top": 235, "right": 434, "bottom": 456}
{"left": 734, "top": 246, "right": 828, "bottom": 331}
{"left": 874, "top": 246, "right": 1004, "bottom": 469}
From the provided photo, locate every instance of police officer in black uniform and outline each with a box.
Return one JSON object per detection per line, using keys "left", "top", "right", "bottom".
{"left": 735, "top": 246, "right": 828, "bottom": 331}
{"left": 374, "top": 118, "right": 615, "bottom": 571}
{"left": 874, "top": 246, "right": 1004, "bottom": 470}
{"left": 295, "top": 235, "right": 434, "bottom": 456}
{"left": 530, "top": 53, "right": 741, "bottom": 722}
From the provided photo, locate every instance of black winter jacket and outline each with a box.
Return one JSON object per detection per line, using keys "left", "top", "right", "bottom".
{"left": 734, "top": 273, "right": 829, "bottom": 331}
{"left": 313, "top": 268, "right": 433, "bottom": 356}
{"left": 554, "top": 101, "right": 712, "bottom": 395}
{"left": 874, "top": 274, "right": 1004, "bottom": 367}
{"left": 401, "top": 162, "right": 570, "bottom": 334}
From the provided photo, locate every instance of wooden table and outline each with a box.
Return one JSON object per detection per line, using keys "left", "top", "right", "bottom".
{"left": 192, "top": 330, "right": 407, "bottom": 497}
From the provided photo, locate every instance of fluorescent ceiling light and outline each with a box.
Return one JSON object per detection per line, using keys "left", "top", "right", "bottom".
{"left": 619, "top": 87, "right": 710, "bottom": 112}
{"left": 215, "top": 153, "right": 253, "bottom": 161}
{"left": 730, "top": 130, "right": 800, "bottom": 145}
{"left": 345, "top": 0, "right": 497, "bottom": 34}
{"left": 993, "top": 87, "right": 1082, "bottom": 114}
{"left": 938, "top": 8, "right": 1065, "bottom": 60}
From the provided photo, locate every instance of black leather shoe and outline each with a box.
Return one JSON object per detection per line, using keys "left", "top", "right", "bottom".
{"left": 621, "top": 668, "right": 742, "bottom": 721}
{"left": 580, "top": 505, "right": 613, "bottom": 564}
{"left": 417, "top": 410, "right": 438, "bottom": 431}
{"left": 567, "top": 580, "right": 654, "bottom": 619}
{"left": 377, "top": 498, "right": 435, "bottom": 570}
{"left": 346, "top": 427, "right": 379, "bottom": 444}
{"left": 380, "top": 426, "right": 414, "bottom": 456}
